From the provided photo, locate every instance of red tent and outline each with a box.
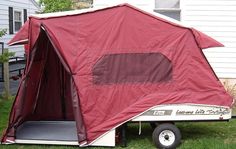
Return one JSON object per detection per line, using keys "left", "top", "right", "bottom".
{"left": 2, "top": 3, "right": 233, "bottom": 145}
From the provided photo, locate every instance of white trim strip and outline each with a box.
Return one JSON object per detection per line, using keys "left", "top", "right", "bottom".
{"left": 8, "top": 39, "right": 28, "bottom": 46}
{"left": 15, "top": 139, "right": 79, "bottom": 146}
{"left": 6, "top": 139, "right": 15, "bottom": 144}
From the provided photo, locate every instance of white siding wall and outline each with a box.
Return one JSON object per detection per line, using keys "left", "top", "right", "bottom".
{"left": 94, "top": 0, "right": 155, "bottom": 12}
{"left": 0, "top": 0, "right": 40, "bottom": 57}
{"left": 181, "top": 0, "right": 236, "bottom": 79}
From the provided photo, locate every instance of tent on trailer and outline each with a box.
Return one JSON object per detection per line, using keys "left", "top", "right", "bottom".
{"left": 1, "top": 3, "right": 233, "bottom": 146}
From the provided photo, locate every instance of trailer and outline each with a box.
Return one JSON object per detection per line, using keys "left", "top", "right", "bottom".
{"left": 1, "top": 4, "right": 233, "bottom": 149}
{"left": 11, "top": 104, "right": 232, "bottom": 148}
{"left": 132, "top": 104, "right": 232, "bottom": 148}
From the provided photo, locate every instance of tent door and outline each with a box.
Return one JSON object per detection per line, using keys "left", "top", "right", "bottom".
{"left": 15, "top": 29, "right": 82, "bottom": 143}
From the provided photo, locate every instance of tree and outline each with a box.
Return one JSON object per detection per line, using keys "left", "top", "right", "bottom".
{"left": 39, "top": 0, "right": 74, "bottom": 13}
{"left": 0, "top": 29, "right": 14, "bottom": 63}
{"left": 0, "top": 51, "right": 14, "bottom": 63}
{"left": 73, "top": 0, "right": 93, "bottom": 9}
{"left": 0, "top": 29, "right": 7, "bottom": 38}
{"left": 0, "top": 29, "right": 15, "bottom": 99}
{"left": 39, "top": 0, "right": 94, "bottom": 13}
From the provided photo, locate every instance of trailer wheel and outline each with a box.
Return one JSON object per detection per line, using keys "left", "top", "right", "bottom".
{"left": 152, "top": 123, "right": 181, "bottom": 149}
{"left": 150, "top": 122, "right": 158, "bottom": 129}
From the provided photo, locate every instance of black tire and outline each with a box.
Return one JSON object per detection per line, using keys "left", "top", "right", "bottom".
{"left": 152, "top": 123, "right": 181, "bottom": 149}
{"left": 150, "top": 122, "right": 158, "bottom": 130}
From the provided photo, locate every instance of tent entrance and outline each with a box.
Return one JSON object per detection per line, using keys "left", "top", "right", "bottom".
{"left": 15, "top": 30, "right": 79, "bottom": 143}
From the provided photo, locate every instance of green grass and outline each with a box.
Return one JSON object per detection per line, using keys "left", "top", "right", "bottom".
{"left": 0, "top": 99, "right": 236, "bottom": 149}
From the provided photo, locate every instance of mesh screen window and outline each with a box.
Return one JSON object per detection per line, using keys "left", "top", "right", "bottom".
{"left": 92, "top": 53, "right": 172, "bottom": 85}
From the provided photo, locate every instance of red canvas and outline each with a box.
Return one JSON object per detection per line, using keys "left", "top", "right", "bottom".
{"left": 2, "top": 4, "right": 233, "bottom": 145}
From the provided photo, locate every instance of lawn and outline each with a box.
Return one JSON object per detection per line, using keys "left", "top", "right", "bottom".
{"left": 0, "top": 98, "right": 236, "bottom": 149}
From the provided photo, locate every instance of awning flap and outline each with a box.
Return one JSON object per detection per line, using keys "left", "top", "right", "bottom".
{"left": 8, "top": 20, "right": 29, "bottom": 46}
{"left": 191, "top": 28, "right": 224, "bottom": 49}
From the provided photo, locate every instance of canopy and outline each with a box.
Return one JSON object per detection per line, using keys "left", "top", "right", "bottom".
{"left": 2, "top": 3, "right": 232, "bottom": 146}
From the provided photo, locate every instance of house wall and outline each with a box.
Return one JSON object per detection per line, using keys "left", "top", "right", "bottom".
{"left": 181, "top": 0, "right": 236, "bottom": 79}
{"left": 93, "top": 0, "right": 155, "bottom": 11}
{"left": 0, "top": 0, "right": 40, "bottom": 57}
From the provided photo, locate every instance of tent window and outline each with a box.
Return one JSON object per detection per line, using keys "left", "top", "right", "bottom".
{"left": 92, "top": 53, "right": 172, "bottom": 85}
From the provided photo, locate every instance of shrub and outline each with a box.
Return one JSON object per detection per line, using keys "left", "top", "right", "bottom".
{"left": 222, "top": 80, "right": 236, "bottom": 113}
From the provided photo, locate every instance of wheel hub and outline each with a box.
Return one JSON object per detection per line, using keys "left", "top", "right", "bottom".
{"left": 164, "top": 135, "right": 169, "bottom": 140}
{"left": 159, "top": 130, "right": 175, "bottom": 146}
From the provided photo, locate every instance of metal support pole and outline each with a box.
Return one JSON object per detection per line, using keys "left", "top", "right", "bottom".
{"left": 121, "top": 123, "right": 127, "bottom": 147}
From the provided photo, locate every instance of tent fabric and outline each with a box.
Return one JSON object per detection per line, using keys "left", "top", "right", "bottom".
{"left": 8, "top": 20, "right": 29, "bottom": 46}
{"left": 2, "top": 4, "right": 233, "bottom": 145}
